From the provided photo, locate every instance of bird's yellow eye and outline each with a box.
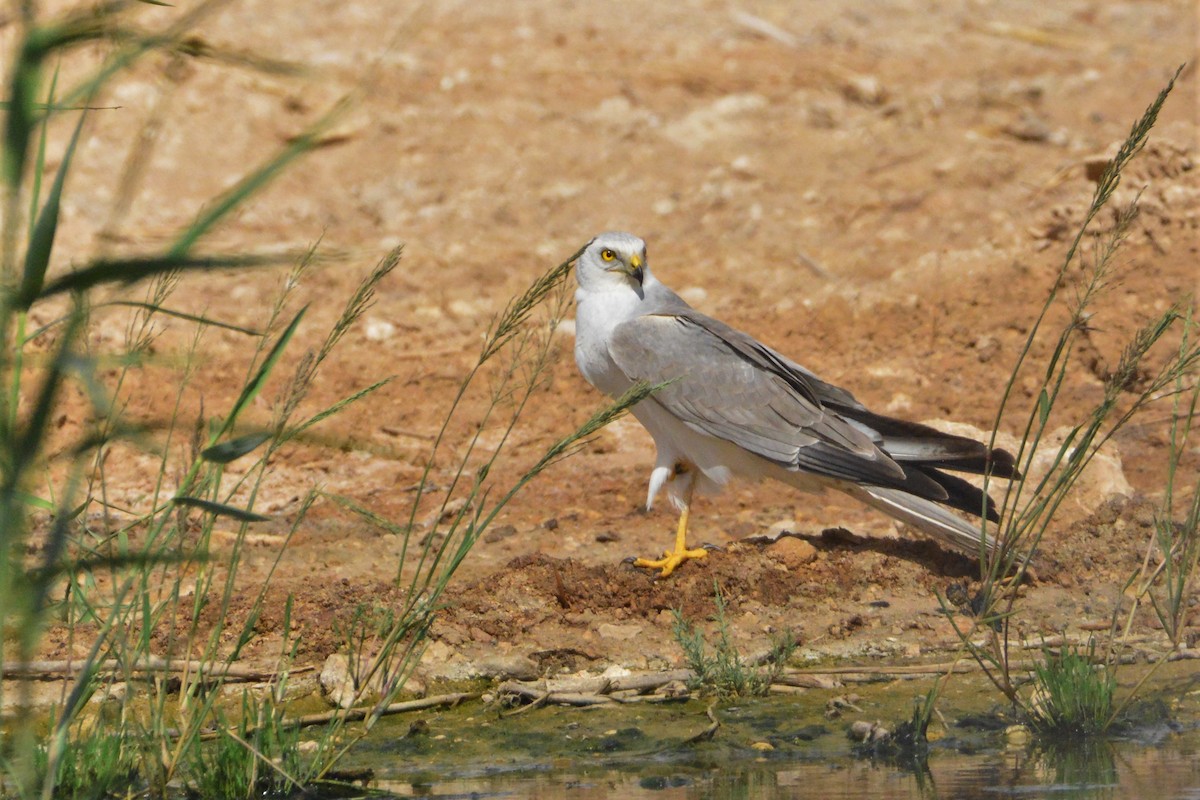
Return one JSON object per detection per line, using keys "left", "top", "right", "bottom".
{"left": 600, "top": 249, "right": 616, "bottom": 262}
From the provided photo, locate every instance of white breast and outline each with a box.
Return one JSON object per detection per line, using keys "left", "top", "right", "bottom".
{"left": 574, "top": 286, "right": 643, "bottom": 397}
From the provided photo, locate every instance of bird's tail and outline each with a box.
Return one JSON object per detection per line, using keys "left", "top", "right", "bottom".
{"left": 843, "top": 484, "right": 1002, "bottom": 556}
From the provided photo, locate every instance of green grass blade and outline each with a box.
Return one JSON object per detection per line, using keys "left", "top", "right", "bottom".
{"left": 201, "top": 432, "right": 271, "bottom": 463}
{"left": 214, "top": 306, "right": 306, "bottom": 442}
{"left": 171, "top": 496, "right": 270, "bottom": 523}
{"left": 30, "top": 253, "right": 290, "bottom": 303}
{"left": 283, "top": 377, "right": 392, "bottom": 442}
{"left": 24, "top": 300, "right": 265, "bottom": 342}
{"left": 19, "top": 105, "right": 86, "bottom": 305}
{"left": 3, "top": 40, "right": 41, "bottom": 196}
{"left": 26, "top": 63, "right": 60, "bottom": 239}
{"left": 13, "top": 490, "right": 56, "bottom": 512}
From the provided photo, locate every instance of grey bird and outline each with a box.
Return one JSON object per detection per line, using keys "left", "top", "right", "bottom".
{"left": 573, "top": 231, "right": 1018, "bottom": 577}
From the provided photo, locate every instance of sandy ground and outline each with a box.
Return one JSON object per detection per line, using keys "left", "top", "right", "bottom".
{"left": 13, "top": 0, "right": 1199, "bottom": 683}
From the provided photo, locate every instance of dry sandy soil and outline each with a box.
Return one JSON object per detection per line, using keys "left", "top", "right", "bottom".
{"left": 14, "top": 0, "right": 1199, "bottom": 683}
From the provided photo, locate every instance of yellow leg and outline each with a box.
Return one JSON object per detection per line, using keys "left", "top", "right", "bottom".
{"left": 634, "top": 467, "right": 707, "bottom": 578}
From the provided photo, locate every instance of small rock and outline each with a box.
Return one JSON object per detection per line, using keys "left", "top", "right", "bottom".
{"left": 477, "top": 654, "right": 539, "bottom": 681}
{"left": 805, "top": 101, "right": 839, "bottom": 129}
{"left": 601, "top": 664, "right": 632, "bottom": 680}
{"left": 848, "top": 720, "right": 890, "bottom": 743}
{"left": 595, "top": 530, "right": 620, "bottom": 543}
{"left": 842, "top": 74, "right": 887, "bottom": 106}
{"left": 363, "top": 318, "right": 396, "bottom": 341}
{"left": 483, "top": 524, "right": 517, "bottom": 544}
{"left": 542, "top": 517, "right": 559, "bottom": 531}
{"left": 750, "top": 740, "right": 774, "bottom": 751}
{"left": 597, "top": 622, "right": 643, "bottom": 641}
{"left": 1004, "top": 724, "right": 1030, "bottom": 746}
{"left": 652, "top": 197, "right": 677, "bottom": 215}
{"left": 768, "top": 536, "right": 818, "bottom": 570}
{"left": 826, "top": 694, "right": 864, "bottom": 718}
{"left": 730, "top": 155, "right": 756, "bottom": 177}
{"left": 424, "top": 497, "right": 468, "bottom": 529}
{"left": 1002, "top": 112, "right": 1067, "bottom": 146}
{"left": 974, "top": 334, "right": 1000, "bottom": 363}
{"left": 320, "top": 654, "right": 357, "bottom": 709}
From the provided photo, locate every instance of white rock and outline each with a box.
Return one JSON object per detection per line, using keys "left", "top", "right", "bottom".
{"left": 601, "top": 664, "right": 632, "bottom": 680}
{"left": 319, "top": 654, "right": 357, "bottom": 709}
{"left": 597, "top": 622, "right": 643, "bottom": 641}
{"left": 364, "top": 318, "right": 396, "bottom": 341}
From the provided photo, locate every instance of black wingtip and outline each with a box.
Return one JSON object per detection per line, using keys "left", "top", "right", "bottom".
{"left": 988, "top": 448, "right": 1021, "bottom": 480}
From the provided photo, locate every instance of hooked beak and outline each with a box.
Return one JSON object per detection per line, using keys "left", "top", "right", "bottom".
{"left": 626, "top": 253, "right": 645, "bottom": 285}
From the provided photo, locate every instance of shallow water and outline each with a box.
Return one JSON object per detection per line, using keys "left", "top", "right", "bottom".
{"left": 350, "top": 734, "right": 1200, "bottom": 799}
{"left": 333, "top": 690, "right": 1200, "bottom": 800}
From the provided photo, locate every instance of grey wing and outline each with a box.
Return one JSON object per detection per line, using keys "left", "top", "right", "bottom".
{"left": 608, "top": 313, "right": 919, "bottom": 490}
{"left": 681, "top": 311, "right": 1018, "bottom": 482}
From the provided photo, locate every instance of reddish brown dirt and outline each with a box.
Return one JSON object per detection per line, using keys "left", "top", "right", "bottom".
{"left": 15, "top": 1, "right": 1198, "bottom": 680}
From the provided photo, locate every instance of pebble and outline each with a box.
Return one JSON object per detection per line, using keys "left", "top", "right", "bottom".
{"left": 477, "top": 654, "right": 539, "bottom": 681}
{"left": 597, "top": 622, "right": 643, "bottom": 641}
{"left": 768, "top": 536, "right": 818, "bottom": 569}
{"left": 319, "top": 654, "right": 357, "bottom": 709}
{"left": 363, "top": 318, "right": 396, "bottom": 341}
{"left": 842, "top": 74, "right": 887, "bottom": 106}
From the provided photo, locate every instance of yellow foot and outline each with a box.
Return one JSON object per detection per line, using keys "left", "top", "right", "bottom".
{"left": 633, "top": 546, "right": 709, "bottom": 578}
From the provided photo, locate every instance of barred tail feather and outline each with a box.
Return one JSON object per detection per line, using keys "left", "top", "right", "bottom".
{"left": 844, "top": 484, "right": 1000, "bottom": 556}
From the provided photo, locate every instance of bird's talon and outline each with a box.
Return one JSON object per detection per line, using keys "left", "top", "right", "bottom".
{"left": 633, "top": 546, "right": 709, "bottom": 577}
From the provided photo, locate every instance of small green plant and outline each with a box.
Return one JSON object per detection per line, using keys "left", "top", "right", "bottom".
{"left": 310, "top": 250, "right": 661, "bottom": 769}
{"left": 942, "top": 66, "right": 1199, "bottom": 724}
{"left": 672, "top": 580, "right": 796, "bottom": 697}
{"left": 185, "top": 693, "right": 303, "bottom": 800}
{"left": 1, "top": 3, "right": 656, "bottom": 798}
{"left": 32, "top": 731, "right": 138, "bottom": 800}
{"left": 1026, "top": 641, "right": 1116, "bottom": 737}
{"left": 0, "top": 3, "right": 383, "bottom": 797}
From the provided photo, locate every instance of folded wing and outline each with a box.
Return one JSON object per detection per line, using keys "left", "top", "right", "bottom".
{"left": 608, "top": 311, "right": 1016, "bottom": 522}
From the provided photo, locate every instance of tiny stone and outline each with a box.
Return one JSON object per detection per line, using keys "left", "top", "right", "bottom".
{"left": 597, "top": 622, "right": 643, "bottom": 641}
{"left": 848, "top": 720, "right": 875, "bottom": 741}
{"left": 768, "top": 536, "right": 818, "bottom": 570}
{"left": 363, "top": 318, "right": 397, "bottom": 341}
{"left": 477, "top": 654, "right": 539, "bottom": 681}
{"left": 319, "top": 654, "right": 356, "bottom": 709}
{"left": 483, "top": 524, "right": 517, "bottom": 543}
{"left": 652, "top": 197, "right": 677, "bottom": 215}
{"left": 842, "top": 74, "right": 887, "bottom": 105}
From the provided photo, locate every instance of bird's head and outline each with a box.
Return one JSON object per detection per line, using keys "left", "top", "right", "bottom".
{"left": 576, "top": 231, "right": 649, "bottom": 292}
